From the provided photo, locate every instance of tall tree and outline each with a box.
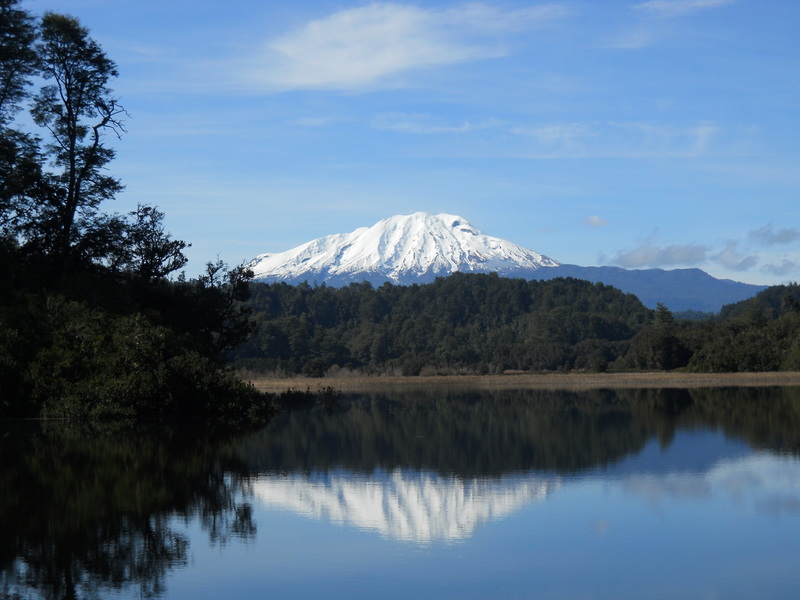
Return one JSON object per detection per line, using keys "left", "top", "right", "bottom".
{"left": 0, "top": 0, "right": 40, "bottom": 236}
{"left": 0, "top": 0, "right": 36, "bottom": 125}
{"left": 29, "top": 12, "right": 126, "bottom": 270}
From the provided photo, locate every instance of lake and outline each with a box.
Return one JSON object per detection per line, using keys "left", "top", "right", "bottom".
{"left": 2, "top": 386, "right": 800, "bottom": 599}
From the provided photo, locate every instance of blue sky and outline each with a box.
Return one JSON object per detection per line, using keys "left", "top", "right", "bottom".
{"left": 21, "top": 0, "right": 799, "bottom": 284}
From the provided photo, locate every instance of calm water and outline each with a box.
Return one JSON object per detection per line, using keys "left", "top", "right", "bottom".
{"left": 3, "top": 387, "right": 800, "bottom": 599}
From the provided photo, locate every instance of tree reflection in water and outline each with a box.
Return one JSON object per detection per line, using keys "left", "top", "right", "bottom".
{"left": 2, "top": 386, "right": 800, "bottom": 599}
{"left": 0, "top": 422, "right": 255, "bottom": 600}
{"left": 241, "top": 386, "right": 800, "bottom": 477}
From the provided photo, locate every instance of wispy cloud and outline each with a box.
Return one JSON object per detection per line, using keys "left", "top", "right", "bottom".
{"left": 291, "top": 116, "right": 341, "bottom": 127}
{"left": 749, "top": 224, "right": 800, "bottom": 247}
{"left": 368, "top": 115, "right": 721, "bottom": 158}
{"left": 605, "top": 28, "right": 658, "bottom": 50}
{"left": 763, "top": 259, "right": 798, "bottom": 277}
{"left": 439, "top": 3, "right": 572, "bottom": 33}
{"left": 615, "top": 243, "right": 708, "bottom": 268}
{"left": 612, "top": 227, "right": 798, "bottom": 279}
{"left": 616, "top": 0, "right": 735, "bottom": 50}
{"left": 372, "top": 113, "right": 477, "bottom": 134}
{"left": 244, "top": 2, "right": 569, "bottom": 91}
{"left": 582, "top": 216, "right": 609, "bottom": 228}
{"left": 690, "top": 122, "right": 718, "bottom": 154}
{"left": 511, "top": 122, "right": 591, "bottom": 149}
{"left": 712, "top": 241, "right": 758, "bottom": 271}
{"left": 511, "top": 120, "right": 720, "bottom": 158}
{"left": 632, "top": 0, "right": 734, "bottom": 18}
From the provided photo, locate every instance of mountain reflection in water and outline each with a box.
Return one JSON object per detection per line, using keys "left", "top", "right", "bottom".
{"left": 240, "top": 386, "right": 800, "bottom": 545}
{"left": 2, "top": 386, "right": 800, "bottom": 599}
{"left": 253, "top": 469, "right": 557, "bottom": 543}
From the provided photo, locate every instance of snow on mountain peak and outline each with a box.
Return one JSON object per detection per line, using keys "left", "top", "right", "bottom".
{"left": 249, "top": 212, "right": 559, "bottom": 285}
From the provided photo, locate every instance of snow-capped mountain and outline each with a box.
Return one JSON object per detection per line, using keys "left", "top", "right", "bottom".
{"left": 249, "top": 212, "right": 558, "bottom": 286}
{"left": 249, "top": 211, "right": 766, "bottom": 311}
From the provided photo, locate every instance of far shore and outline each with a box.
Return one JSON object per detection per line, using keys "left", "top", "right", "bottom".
{"left": 248, "top": 371, "right": 800, "bottom": 394}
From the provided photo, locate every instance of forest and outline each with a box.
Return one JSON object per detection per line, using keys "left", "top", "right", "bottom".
{"left": 232, "top": 276, "right": 800, "bottom": 376}
{"left": 2, "top": 1, "right": 798, "bottom": 423}
{"left": 0, "top": 1, "right": 274, "bottom": 421}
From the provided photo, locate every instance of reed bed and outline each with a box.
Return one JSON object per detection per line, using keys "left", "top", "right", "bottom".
{"left": 248, "top": 371, "right": 800, "bottom": 394}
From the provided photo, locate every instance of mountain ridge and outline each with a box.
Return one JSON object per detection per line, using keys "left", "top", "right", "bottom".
{"left": 250, "top": 213, "right": 766, "bottom": 312}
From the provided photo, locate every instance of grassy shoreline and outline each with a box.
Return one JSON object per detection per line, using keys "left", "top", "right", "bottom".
{"left": 248, "top": 371, "right": 800, "bottom": 394}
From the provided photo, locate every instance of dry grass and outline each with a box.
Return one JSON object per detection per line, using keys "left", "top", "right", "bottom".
{"left": 248, "top": 371, "right": 800, "bottom": 394}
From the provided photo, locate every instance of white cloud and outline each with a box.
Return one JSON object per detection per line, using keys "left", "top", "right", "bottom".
{"left": 582, "top": 216, "right": 609, "bottom": 228}
{"left": 245, "top": 3, "right": 568, "bottom": 91}
{"left": 632, "top": 0, "right": 734, "bottom": 18}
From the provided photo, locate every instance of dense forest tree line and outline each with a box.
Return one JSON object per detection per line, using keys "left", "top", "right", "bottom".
{"left": 0, "top": 1, "right": 273, "bottom": 420}
{"left": 634, "top": 283, "right": 800, "bottom": 372}
{"left": 233, "top": 274, "right": 653, "bottom": 375}
{"left": 233, "top": 277, "right": 800, "bottom": 376}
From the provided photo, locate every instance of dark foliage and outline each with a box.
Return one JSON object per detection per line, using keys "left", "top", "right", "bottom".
{"left": 233, "top": 273, "right": 652, "bottom": 375}
{"left": 618, "top": 286, "right": 800, "bottom": 372}
{"left": 0, "top": 1, "right": 273, "bottom": 420}
{"left": 718, "top": 282, "right": 800, "bottom": 321}
{"left": 235, "top": 277, "right": 800, "bottom": 376}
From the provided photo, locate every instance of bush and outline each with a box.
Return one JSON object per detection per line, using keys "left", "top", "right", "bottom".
{"left": 21, "top": 297, "right": 275, "bottom": 423}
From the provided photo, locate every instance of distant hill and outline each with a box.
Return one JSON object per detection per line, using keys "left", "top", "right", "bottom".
{"left": 528, "top": 265, "right": 766, "bottom": 313}
{"left": 250, "top": 213, "right": 766, "bottom": 313}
